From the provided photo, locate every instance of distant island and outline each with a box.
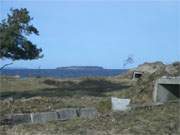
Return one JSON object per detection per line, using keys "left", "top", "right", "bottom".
{"left": 56, "top": 66, "right": 104, "bottom": 70}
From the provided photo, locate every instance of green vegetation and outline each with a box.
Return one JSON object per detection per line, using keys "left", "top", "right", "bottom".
{"left": 0, "top": 8, "right": 42, "bottom": 70}
{"left": 97, "top": 98, "right": 112, "bottom": 113}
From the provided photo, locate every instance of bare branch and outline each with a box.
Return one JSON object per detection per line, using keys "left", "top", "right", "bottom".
{"left": 123, "top": 55, "right": 134, "bottom": 68}
{"left": 0, "top": 62, "right": 13, "bottom": 70}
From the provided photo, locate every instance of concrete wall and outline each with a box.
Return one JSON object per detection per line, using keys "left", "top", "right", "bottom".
{"left": 153, "top": 77, "right": 180, "bottom": 103}
{"left": 2, "top": 107, "right": 97, "bottom": 125}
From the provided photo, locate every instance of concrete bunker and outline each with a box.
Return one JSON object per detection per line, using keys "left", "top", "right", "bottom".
{"left": 132, "top": 71, "right": 143, "bottom": 80}
{"left": 153, "top": 77, "right": 180, "bottom": 103}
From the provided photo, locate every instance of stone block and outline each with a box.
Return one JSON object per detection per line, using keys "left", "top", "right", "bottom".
{"left": 56, "top": 108, "right": 77, "bottom": 121}
{"left": 9, "top": 113, "right": 31, "bottom": 124}
{"left": 79, "top": 107, "right": 97, "bottom": 119}
{"left": 31, "top": 112, "right": 58, "bottom": 124}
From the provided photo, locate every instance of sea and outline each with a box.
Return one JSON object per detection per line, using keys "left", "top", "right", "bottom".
{"left": 0, "top": 69, "right": 127, "bottom": 78}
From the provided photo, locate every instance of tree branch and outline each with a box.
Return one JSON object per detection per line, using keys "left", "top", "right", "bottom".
{"left": 0, "top": 62, "right": 13, "bottom": 70}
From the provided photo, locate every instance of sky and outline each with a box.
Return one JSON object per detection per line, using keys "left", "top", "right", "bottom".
{"left": 0, "top": 0, "right": 179, "bottom": 69}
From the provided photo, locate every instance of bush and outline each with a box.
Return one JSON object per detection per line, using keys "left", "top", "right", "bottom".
{"left": 172, "top": 61, "right": 180, "bottom": 67}
{"left": 97, "top": 98, "right": 112, "bottom": 113}
{"left": 43, "top": 79, "right": 58, "bottom": 86}
{"left": 43, "top": 79, "right": 76, "bottom": 88}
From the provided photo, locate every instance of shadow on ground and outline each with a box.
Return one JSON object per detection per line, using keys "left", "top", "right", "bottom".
{"left": 0, "top": 79, "right": 130, "bottom": 99}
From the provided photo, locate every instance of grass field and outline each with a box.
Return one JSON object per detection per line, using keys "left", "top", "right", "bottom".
{"left": 0, "top": 75, "right": 179, "bottom": 135}
{"left": 0, "top": 77, "right": 131, "bottom": 115}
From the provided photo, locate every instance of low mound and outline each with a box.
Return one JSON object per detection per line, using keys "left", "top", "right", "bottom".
{"left": 131, "top": 61, "right": 165, "bottom": 74}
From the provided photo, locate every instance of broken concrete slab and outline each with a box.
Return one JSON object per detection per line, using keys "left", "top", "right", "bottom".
{"left": 79, "top": 107, "right": 97, "bottom": 119}
{"left": 153, "top": 76, "right": 180, "bottom": 103}
{"left": 111, "top": 97, "right": 130, "bottom": 111}
{"left": 31, "top": 112, "right": 58, "bottom": 124}
{"left": 56, "top": 108, "right": 77, "bottom": 121}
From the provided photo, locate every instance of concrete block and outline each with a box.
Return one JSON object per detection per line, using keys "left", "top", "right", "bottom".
{"left": 9, "top": 113, "right": 31, "bottom": 124}
{"left": 31, "top": 112, "right": 58, "bottom": 124}
{"left": 79, "top": 107, "right": 97, "bottom": 119}
{"left": 56, "top": 108, "right": 77, "bottom": 121}
{"left": 111, "top": 97, "right": 130, "bottom": 111}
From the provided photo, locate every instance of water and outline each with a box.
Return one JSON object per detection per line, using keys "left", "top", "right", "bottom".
{"left": 0, "top": 69, "right": 127, "bottom": 78}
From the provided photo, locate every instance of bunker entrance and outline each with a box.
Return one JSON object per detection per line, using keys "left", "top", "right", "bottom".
{"left": 135, "top": 73, "right": 142, "bottom": 78}
{"left": 132, "top": 72, "right": 143, "bottom": 80}
{"left": 153, "top": 77, "right": 180, "bottom": 103}
{"left": 162, "top": 84, "right": 180, "bottom": 98}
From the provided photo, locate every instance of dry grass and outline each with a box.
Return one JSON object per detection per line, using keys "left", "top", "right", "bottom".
{"left": 0, "top": 73, "right": 179, "bottom": 134}
{"left": 0, "top": 77, "right": 55, "bottom": 92}
{"left": 1, "top": 101, "right": 179, "bottom": 135}
{"left": 0, "top": 77, "right": 128, "bottom": 115}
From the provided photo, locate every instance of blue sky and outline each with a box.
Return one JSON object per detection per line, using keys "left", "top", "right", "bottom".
{"left": 0, "top": 0, "right": 179, "bottom": 69}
